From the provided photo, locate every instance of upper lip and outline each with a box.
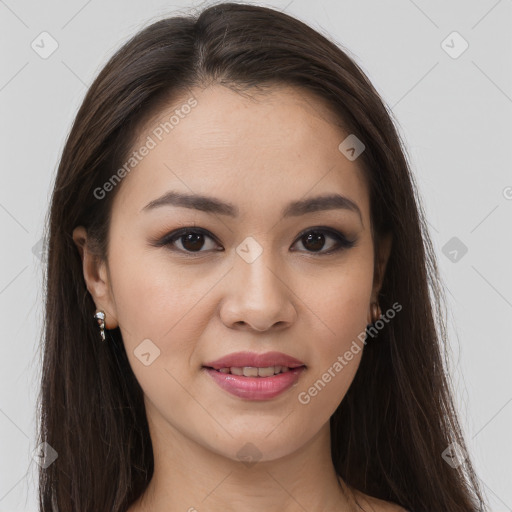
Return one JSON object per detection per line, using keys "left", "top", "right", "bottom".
{"left": 203, "top": 351, "right": 306, "bottom": 370}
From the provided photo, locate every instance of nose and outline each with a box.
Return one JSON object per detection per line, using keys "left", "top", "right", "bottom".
{"left": 219, "top": 250, "right": 297, "bottom": 332}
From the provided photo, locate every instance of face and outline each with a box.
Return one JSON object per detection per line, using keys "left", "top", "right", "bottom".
{"left": 74, "top": 84, "right": 391, "bottom": 463}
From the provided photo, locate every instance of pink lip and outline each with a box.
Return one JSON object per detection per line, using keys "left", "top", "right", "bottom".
{"left": 202, "top": 351, "right": 306, "bottom": 401}
{"left": 203, "top": 351, "right": 305, "bottom": 370}
{"left": 204, "top": 366, "right": 306, "bottom": 400}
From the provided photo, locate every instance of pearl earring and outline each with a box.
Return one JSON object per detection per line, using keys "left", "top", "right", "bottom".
{"left": 93, "top": 310, "right": 106, "bottom": 341}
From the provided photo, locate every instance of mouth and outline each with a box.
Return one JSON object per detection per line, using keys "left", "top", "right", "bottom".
{"left": 202, "top": 364, "right": 307, "bottom": 400}
{"left": 202, "top": 350, "right": 306, "bottom": 371}
{"left": 203, "top": 364, "right": 305, "bottom": 377}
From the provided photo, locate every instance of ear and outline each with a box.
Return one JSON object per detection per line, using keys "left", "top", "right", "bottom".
{"left": 72, "top": 226, "right": 119, "bottom": 329}
{"left": 371, "top": 231, "right": 392, "bottom": 303}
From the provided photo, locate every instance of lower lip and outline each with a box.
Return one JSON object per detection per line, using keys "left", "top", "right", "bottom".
{"left": 203, "top": 367, "right": 306, "bottom": 400}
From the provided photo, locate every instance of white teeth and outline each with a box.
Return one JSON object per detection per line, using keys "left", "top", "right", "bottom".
{"left": 216, "top": 366, "right": 294, "bottom": 376}
{"left": 243, "top": 367, "right": 259, "bottom": 377}
{"left": 256, "top": 366, "right": 275, "bottom": 377}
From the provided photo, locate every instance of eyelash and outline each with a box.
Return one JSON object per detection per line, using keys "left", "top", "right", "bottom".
{"left": 154, "top": 226, "right": 356, "bottom": 256}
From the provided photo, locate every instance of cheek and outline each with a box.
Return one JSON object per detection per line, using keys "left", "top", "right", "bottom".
{"left": 301, "top": 253, "right": 374, "bottom": 350}
{"left": 108, "top": 248, "right": 214, "bottom": 416}
{"left": 108, "top": 238, "right": 214, "bottom": 342}
{"left": 294, "top": 252, "right": 374, "bottom": 405}
{"left": 315, "top": 282, "right": 371, "bottom": 341}
{"left": 294, "top": 304, "right": 368, "bottom": 423}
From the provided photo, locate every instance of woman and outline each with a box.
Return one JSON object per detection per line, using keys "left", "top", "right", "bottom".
{"left": 37, "top": 2, "right": 487, "bottom": 511}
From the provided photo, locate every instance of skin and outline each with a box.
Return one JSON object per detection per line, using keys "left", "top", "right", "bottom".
{"left": 73, "top": 84, "right": 403, "bottom": 511}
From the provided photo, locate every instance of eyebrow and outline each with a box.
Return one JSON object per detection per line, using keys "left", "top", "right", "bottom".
{"left": 141, "top": 190, "right": 362, "bottom": 222}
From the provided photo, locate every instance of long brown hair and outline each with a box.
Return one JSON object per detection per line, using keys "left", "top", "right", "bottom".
{"left": 38, "top": 2, "right": 487, "bottom": 510}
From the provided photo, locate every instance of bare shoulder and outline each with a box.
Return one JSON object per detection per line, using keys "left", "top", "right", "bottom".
{"left": 351, "top": 487, "right": 409, "bottom": 512}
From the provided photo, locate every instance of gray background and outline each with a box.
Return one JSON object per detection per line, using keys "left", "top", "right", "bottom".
{"left": 0, "top": 0, "right": 511, "bottom": 510}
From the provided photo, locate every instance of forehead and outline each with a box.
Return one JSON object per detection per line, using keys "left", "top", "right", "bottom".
{"left": 112, "top": 84, "right": 370, "bottom": 225}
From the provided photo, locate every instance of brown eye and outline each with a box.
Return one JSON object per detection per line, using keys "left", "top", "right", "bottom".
{"left": 301, "top": 231, "right": 327, "bottom": 252}
{"left": 157, "top": 228, "right": 221, "bottom": 254}
{"left": 179, "top": 232, "right": 207, "bottom": 252}
{"left": 292, "top": 228, "right": 356, "bottom": 255}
